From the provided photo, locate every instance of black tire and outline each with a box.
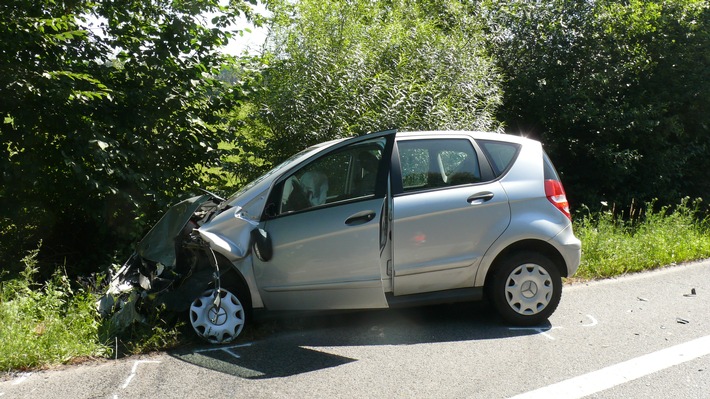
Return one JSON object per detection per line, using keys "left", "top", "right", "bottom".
{"left": 488, "top": 251, "right": 562, "bottom": 326}
{"left": 219, "top": 267, "right": 253, "bottom": 321}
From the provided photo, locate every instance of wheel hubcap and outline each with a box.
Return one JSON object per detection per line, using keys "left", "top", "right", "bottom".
{"left": 190, "top": 288, "right": 245, "bottom": 344}
{"left": 505, "top": 264, "right": 553, "bottom": 315}
{"left": 208, "top": 306, "right": 228, "bottom": 325}
{"left": 520, "top": 280, "right": 538, "bottom": 298}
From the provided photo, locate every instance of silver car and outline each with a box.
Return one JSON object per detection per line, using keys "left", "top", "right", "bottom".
{"left": 102, "top": 130, "right": 581, "bottom": 343}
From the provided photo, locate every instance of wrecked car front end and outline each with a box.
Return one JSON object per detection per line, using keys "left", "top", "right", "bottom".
{"left": 98, "top": 193, "right": 259, "bottom": 343}
{"left": 98, "top": 141, "right": 342, "bottom": 343}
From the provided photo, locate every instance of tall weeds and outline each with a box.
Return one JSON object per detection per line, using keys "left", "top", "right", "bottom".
{"left": 574, "top": 198, "right": 710, "bottom": 279}
{"left": 0, "top": 246, "right": 110, "bottom": 371}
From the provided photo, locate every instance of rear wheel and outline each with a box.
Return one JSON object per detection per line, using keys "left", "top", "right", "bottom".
{"left": 489, "top": 252, "right": 562, "bottom": 326}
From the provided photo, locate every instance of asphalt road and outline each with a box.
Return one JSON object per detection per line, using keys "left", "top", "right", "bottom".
{"left": 2, "top": 260, "right": 709, "bottom": 398}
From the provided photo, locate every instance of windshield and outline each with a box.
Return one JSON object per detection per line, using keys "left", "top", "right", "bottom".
{"left": 225, "top": 143, "right": 332, "bottom": 203}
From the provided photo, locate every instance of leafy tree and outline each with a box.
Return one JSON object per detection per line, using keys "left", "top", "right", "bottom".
{"left": 483, "top": 0, "right": 710, "bottom": 209}
{"left": 0, "top": 0, "right": 256, "bottom": 276}
{"left": 231, "top": 0, "right": 503, "bottom": 174}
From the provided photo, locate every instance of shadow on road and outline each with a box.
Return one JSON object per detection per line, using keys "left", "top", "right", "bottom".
{"left": 171, "top": 302, "right": 550, "bottom": 379}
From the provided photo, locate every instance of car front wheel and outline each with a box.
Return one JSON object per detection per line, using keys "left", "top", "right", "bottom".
{"left": 489, "top": 252, "right": 562, "bottom": 326}
{"left": 190, "top": 288, "right": 246, "bottom": 344}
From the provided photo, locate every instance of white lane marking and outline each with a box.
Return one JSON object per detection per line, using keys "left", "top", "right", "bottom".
{"left": 1, "top": 373, "right": 34, "bottom": 398}
{"left": 565, "top": 260, "right": 710, "bottom": 291}
{"left": 582, "top": 314, "right": 598, "bottom": 327}
{"left": 11, "top": 374, "right": 30, "bottom": 385}
{"left": 193, "top": 342, "right": 252, "bottom": 360}
{"left": 193, "top": 342, "right": 252, "bottom": 353}
{"left": 508, "top": 326, "right": 562, "bottom": 340}
{"left": 509, "top": 334, "right": 710, "bottom": 399}
{"left": 222, "top": 348, "right": 241, "bottom": 359}
{"left": 121, "top": 360, "right": 161, "bottom": 389}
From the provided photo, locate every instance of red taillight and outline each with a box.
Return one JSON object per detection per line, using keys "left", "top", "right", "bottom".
{"left": 545, "top": 179, "right": 571, "bottom": 220}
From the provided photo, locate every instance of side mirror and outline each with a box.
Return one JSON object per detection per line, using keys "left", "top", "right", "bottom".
{"left": 250, "top": 228, "right": 273, "bottom": 262}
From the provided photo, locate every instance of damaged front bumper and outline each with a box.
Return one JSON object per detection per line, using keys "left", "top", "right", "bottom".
{"left": 97, "top": 194, "right": 234, "bottom": 331}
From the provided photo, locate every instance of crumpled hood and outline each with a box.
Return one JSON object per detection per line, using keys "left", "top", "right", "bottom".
{"left": 135, "top": 194, "right": 211, "bottom": 267}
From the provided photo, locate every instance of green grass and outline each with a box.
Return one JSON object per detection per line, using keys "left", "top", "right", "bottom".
{"left": 0, "top": 247, "right": 111, "bottom": 371}
{"left": 2, "top": 198, "right": 710, "bottom": 372}
{"left": 573, "top": 198, "right": 710, "bottom": 279}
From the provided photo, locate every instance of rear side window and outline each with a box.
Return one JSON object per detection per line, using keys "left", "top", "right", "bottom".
{"left": 398, "top": 139, "right": 481, "bottom": 192}
{"left": 478, "top": 140, "right": 521, "bottom": 177}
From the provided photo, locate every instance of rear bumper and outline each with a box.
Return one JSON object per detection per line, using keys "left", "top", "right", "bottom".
{"left": 552, "top": 223, "right": 582, "bottom": 277}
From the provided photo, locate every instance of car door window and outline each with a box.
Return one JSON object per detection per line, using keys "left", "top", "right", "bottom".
{"left": 279, "top": 138, "right": 386, "bottom": 214}
{"left": 398, "top": 139, "right": 481, "bottom": 192}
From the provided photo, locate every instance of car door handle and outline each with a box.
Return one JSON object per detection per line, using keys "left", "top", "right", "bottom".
{"left": 467, "top": 191, "right": 494, "bottom": 204}
{"left": 345, "top": 210, "right": 377, "bottom": 225}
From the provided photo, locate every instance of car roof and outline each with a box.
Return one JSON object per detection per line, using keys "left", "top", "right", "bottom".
{"left": 395, "top": 130, "right": 536, "bottom": 145}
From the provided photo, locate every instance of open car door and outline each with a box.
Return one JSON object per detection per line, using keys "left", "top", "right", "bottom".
{"left": 253, "top": 131, "right": 395, "bottom": 310}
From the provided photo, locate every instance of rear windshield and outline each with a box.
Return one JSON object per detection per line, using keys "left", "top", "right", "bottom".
{"left": 543, "top": 151, "right": 561, "bottom": 181}
{"left": 478, "top": 140, "right": 521, "bottom": 177}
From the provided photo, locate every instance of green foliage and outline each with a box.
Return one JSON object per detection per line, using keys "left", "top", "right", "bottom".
{"left": 207, "top": 63, "right": 272, "bottom": 189}
{"left": 575, "top": 198, "right": 710, "bottom": 279}
{"left": 2, "top": 0, "right": 710, "bottom": 371}
{"left": 234, "top": 0, "right": 502, "bottom": 173}
{"left": 0, "top": 245, "right": 186, "bottom": 370}
{"left": 0, "top": 0, "right": 256, "bottom": 277}
{"left": 98, "top": 301, "right": 185, "bottom": 356}
{"left": 483, "top": 0, "right": 710, "bottom": 208}
{"left": 0, "top": 246, "right": 110, "bottom": 371}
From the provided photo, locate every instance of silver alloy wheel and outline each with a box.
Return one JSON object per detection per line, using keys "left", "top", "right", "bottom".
{"left": 190, "top": 288, "right": 245, "bottom": 344}
{"left": 504, "top": 263, "right": 553, "bottom": 315}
